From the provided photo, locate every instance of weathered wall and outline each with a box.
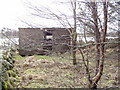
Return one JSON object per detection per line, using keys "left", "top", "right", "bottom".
{"left": 19, "top": 28, "right": 44, "bottom": 56}
{"left": 19, "top": 28, "right": 71, "bottom": 56}
{"left": 52, "top": 28, "right": 71, "bottom": 53}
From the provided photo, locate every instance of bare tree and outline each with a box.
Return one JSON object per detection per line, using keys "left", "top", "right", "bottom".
{"left": 21, "top": 0, "right": 117, "bottom": 88}
{"left": 71, "top": 0, "right": 77, "bottom": 65}
{"left": 24, "top": 0, "right": 78, "bottom": 65}
{"left": 78, "top": 0, "right": 108, "bottom": 88}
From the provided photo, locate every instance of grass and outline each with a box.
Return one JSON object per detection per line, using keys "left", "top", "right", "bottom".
{"left": 14, "top": 55, "right": 27, "bottom": 60}
{"left": 14, "top": 54, "right": 70, "bottom": 63}
{"left": 13, "top": 47, "right": 119, "bottom": 88}
{"left": 26, "top": 83, "right": 41, "bottom": 88}
{"left": 34, "top": 55, "right": 51, "bottom": 60}
{"left": 14, "top": 54, "right": 52, "bottom": 61}
{"left": 24, "top": 68, "right": 38, "bottom": 74}
{"left": 27, "top": 82, "right": 51, "bottom": 88}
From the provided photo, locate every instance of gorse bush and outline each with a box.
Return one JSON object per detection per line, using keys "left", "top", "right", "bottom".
{"left": 0, "top": 48, "right": 16, "bottom": 90}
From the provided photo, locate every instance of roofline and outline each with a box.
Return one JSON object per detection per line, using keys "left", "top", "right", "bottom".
{"left": 18, "top": 27, "right": 73, "bottom": 29}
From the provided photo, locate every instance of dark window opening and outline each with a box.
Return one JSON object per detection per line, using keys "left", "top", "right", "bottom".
{"left": 44, "top": 31, "right": 53, "bottom": 41}
{"left": 43, "top": 30, "right": 53, "bottom": 51}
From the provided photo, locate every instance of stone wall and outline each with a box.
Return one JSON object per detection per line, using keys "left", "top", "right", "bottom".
{"left": 52, "top": 28, "right": 71, "bottom": 53}
{"left": 19, "top": 28, "right": 71, "bottom": 56}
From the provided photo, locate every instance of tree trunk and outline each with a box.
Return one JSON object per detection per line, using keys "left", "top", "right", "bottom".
{"left": 87, "top": 1, "right": 108, "bottom": 88}
{"left": 72, "top": 38, "right": 77, "bottom": 65}
{"left": 89, "top": 81, "right": 97, "bottom": 89}
{"left": 118, "top": 31, "right": 120, "bottom": 85}
{"left": 90, "top": 2, "right": 101, "bottom": 74}
{"left": 72, "top": 0, "right": 77, "bottom": 65}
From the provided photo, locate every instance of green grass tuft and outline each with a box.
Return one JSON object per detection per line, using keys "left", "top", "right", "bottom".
{"left": 34, "top": 55, "right": 51, "bottom": 60}
{"left": 14, "top": 55, "right": 27, "bottom": 60}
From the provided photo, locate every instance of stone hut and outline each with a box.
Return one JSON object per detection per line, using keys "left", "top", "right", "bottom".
{"left": 19, "top": 28, "right": 71, "bottom": 56}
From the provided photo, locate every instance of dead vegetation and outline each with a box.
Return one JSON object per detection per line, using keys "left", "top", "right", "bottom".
{"left": 13, "top": 47, "right": 119, "bottom": 88}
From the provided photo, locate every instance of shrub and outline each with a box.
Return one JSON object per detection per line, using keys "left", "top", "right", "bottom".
{"left": 0, "top": 48, "right": 16, "bottom": 89}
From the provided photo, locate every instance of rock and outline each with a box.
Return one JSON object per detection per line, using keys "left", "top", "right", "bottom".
{"left": 40, "top": 59, "right": 49, "bottom": 63}
{"left": 23, "top": 62, "right": 30, "bottom": 67}
{"left": 25, "top": 56, "right": 36, "bottom": 62}
{"left": 61, "top": 65, "right": 71, "bottom": 69}
{"left": 33, "top": 75, "right": 44, "bottom": 81}
{"left": 22, "top": 74, "right": 33, "bottom": 81}
{"left": 21, "top": 75, "right": 26, "bottom": 81}
{"left": 36, "top": 76, "right": 44, "bottom": 81}
{"left": 28, "top": 75, "right": 33, "bottom": 80}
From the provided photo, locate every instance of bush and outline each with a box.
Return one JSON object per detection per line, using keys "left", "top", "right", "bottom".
{"left": 0, "top": 48, "right": 16, "bottom": 89}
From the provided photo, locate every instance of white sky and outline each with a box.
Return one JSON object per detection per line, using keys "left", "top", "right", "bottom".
{"left": 0, "top": 0, "right": 26, "bottom": 30}
{"left": 0, "top": 0, "right": 118, "bottom": 31}
{"left": 0, "top": 0, "right": 72, "bottom": 31}
{"left": 0, "top": 0, "right": 50, "bottom": 30}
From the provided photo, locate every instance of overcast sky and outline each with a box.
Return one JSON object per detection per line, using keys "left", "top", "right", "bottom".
{"left": 0, "top": 0, "right": 118, "bottom": 31}
{"left": 0, "top": 0, "right": 72, "bottom": 30}
{"left": 0, "top": 0, "right": 25, "bottom": 30}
